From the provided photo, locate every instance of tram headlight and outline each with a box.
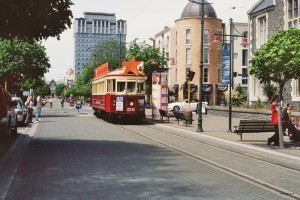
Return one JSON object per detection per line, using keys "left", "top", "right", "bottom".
{"left": 129, "top": 102, "right": 134, "bottom": 107}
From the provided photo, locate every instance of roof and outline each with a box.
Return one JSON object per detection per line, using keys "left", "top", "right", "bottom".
{"left": 181, "top": 1, "right": 217, "bottom": 19}
{"left": 248, "top": 0, "right": 275, "bottom": 15}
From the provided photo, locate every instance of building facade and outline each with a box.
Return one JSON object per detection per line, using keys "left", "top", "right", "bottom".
{"left": 73, "top": 12, "right": 127, "bottom": 76}
{"left": 175, "top": 1, "right": 223, "bottom": 105}
{"left": 151, "top": 27, "right": 178, "bottom": 100}
{"left": 229, "top": 22, "right": 249, "bottom": 89}
{"left": 49, "top": 80, "right": 57, "bottom": 97}
{"left": 248, "top": 0, "right": 300, "bottom": 108}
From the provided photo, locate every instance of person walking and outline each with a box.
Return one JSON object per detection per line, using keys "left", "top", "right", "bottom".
{"left": 25, "top": 95, "right": 34, "bottom": 123}
{"left": 268, "top": 94, "right": 280, "bottom": 146}
{"left": 35, "top": 94, "right": 42, "bottom": 122}
{"left": 282, "top": 103, "right": 293, "bottom": 135}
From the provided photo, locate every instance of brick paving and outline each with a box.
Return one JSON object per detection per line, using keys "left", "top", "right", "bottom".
{"left": 0, "top": 103, "right": 299, "bottom": 199}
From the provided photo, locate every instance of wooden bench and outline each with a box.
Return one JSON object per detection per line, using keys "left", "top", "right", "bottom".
{"left": 159, "top": 109, "right": 169, "bottom": 123}
{"left": 173, "top": 111, "right": 193, "bottom": 126}
{"left": 233, "top": 120, "right": 275, "bottom": 140}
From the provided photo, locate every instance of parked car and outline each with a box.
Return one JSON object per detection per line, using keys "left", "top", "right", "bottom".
{"left": 168, "top": 99, "right": 199, "bottom": 112}
{"left": 0, "top": 86, "right": 18, "bottom": 136}
{"left": 12, "top": 97, "right": 27, "bottom": 126}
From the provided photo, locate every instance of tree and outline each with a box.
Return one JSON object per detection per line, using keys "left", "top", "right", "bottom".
{"left": 249, "top": 28, "right": 300, "bottom": 148}
{"left": 93, "top": 39, "right": 126, "bottom": 70}
{"left": 0, "top": 38, "right": 50, "bottom": 92}
{"left": 262, "top": 82, "right": 278, "bottom": 102}
{"left": 56, "top": 83, "right": 65, "bottom": 97}
{"left": 0, "top": 0, "right": 73, "bottom": 41}
{"left": 32, "top": 78, "right": 50, "bottom": 96}
{"left": 249, "top": 28, "right": 300, "bottom": 100}
{"left": 126, "top": 40, "right": 166, "bottom": 95}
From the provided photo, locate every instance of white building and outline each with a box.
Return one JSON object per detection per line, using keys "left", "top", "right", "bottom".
{"left": 151, "top": 27, "right": 177, "bottom": 87}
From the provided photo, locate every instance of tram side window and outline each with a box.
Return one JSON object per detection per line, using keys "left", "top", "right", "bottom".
{"left": 117, "top": 81, "right": 125, "bottom": 92}
{"left": 127, "top": 82, "right": 135, "bottom": 93}
{"left": 137, "top": 82, "right": 144, "bottom": 93}
{"left": 92, "top": 84, "right": 97, "bottom": 94}
{"left": 112, "top": 79, "right": 116, "bottom": 92}
{"left": 97, "top": 81, "right": 105, "bottom": 93}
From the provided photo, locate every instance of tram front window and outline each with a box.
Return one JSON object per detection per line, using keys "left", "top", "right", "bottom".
{"left": 117, "top": 81, "right": 125, "bottom": 92}
{"left": 127, "top": 82, "right": 135, "bottom": 93}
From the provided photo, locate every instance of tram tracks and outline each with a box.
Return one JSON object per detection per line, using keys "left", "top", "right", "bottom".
{"left": 115, "top": 123, "right": 300, "bottom": 200}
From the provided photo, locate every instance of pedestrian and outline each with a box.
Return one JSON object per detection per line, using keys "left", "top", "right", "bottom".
{"left": 25, "top": 95, "right": 34, "bottom": 123}
{"left": 35, "top": 94, "right": 42, "bottom": 122}
{"left": 268, "top": 94, "right": 280, "bottom": 146}
{"left": 282, "top": 103, "right": 293, "bottom": 135}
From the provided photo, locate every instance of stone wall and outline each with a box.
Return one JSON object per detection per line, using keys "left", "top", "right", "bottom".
{"left": 207, "top": 106, "right": 300, "bottom": 120}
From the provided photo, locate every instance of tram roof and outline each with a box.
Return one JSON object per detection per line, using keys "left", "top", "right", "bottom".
{"left": 94, "top": 57, "right": 146, "bottom": 79}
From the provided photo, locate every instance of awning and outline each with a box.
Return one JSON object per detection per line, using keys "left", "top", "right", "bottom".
{"left": 217, "top": 84, "right": 228, "bottom": 91}
{"left": 180, "top": 83, "right": 198, "bottom": 93}
{"left": 202, "top": 84, "right": 212, "bottom": 92}
{"left": 190, "top": 84, "right": 198, "bottom": 93}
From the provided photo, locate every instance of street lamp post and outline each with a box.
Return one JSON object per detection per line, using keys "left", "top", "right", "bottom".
{"left": 213, "top": 18, "right": 249, "bottom": 132}
{"left": 188, "top": 0, "right": 207, "bottom": 132}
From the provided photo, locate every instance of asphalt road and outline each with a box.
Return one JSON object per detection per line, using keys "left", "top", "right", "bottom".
{"left": 0, "top": 99, "right": 299, "bottom": 200}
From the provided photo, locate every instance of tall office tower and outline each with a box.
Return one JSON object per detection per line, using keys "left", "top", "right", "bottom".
{"left": 73, "top": 12, "right": 127, "bottom": 76}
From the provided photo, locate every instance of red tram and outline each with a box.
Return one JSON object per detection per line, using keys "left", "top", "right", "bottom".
{"left": 92, "top": 57, "right": 147, "bottom": 122}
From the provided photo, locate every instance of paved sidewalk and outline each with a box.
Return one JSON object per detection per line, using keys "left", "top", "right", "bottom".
{"left": 145, "top": 109, "right": 300, "bottom": 158}
{"left": 80, "top": 106, "right": 300, "bottom": 157}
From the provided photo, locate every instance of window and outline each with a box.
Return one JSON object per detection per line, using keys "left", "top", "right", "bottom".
{"left": 186, "top": 48, "right": 191, "bottom": 64}
{"left": 242, "top": 49, "right": 248, "bottom": 66}
{"left": 289, "top": 0, "right": 293, "bottom": 19}
{"left": 297, "top": 79, "right": 300, "bottom": 97}
{"left": 117, "top": 81, "right": 125, "bottom": 92}
{"left": 287, "top": 0, "right": 299, "bottom": 27}
{"left": 204, "top": 29, "right": 209, "bottom": 44}
{"left": 204, "top": 68, "right": 209, "bottom": 82}
{"left": 258, "top": 17, "right": 267, "bottom": 46}
{"left": 295, "top": 0, "right": 299, "bottom": 17}
{"left": 242, "top": 68, "right": 248, "bottom": 85}
{"left": 186, "top": 29, "right": 191, "bottom": 44}
{"left": 204, "top": 48, "right": 209, "bottom": 64}
{"left": 126, "top": 81, "right": 136, "bottom": 93}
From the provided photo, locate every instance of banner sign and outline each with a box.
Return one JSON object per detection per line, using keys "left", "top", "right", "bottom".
{"left": 222, "top": 43, "right": 231, "bottom": 84}
{"left": 152, "top": 72, "right": 168, "bottom": 120}
{"left": 116, "top": 96, "right": 124, "bottom": 111}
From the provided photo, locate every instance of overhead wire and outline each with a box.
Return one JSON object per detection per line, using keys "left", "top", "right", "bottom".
{"left": 129, "top": 0, "right": 153, "bottom": 22}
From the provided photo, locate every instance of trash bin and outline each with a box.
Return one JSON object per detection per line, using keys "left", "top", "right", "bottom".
{"left": 184, "top": 110, "right": 193, "bottom": 124}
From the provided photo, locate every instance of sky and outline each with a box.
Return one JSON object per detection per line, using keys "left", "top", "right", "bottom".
{"left": 43, "top": 0, "right": 259, "bottom": 81}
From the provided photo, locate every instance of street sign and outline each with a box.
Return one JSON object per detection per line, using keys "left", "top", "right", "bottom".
{"left": 69, "top": 101, "right": 75, "bottom": 107}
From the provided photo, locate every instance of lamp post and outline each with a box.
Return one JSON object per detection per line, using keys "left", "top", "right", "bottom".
{"left": 188, "top": 0, "right": 207, "bottom": 132}
{"left": 213, "top": 18, "right": 249, "bottom": 132}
